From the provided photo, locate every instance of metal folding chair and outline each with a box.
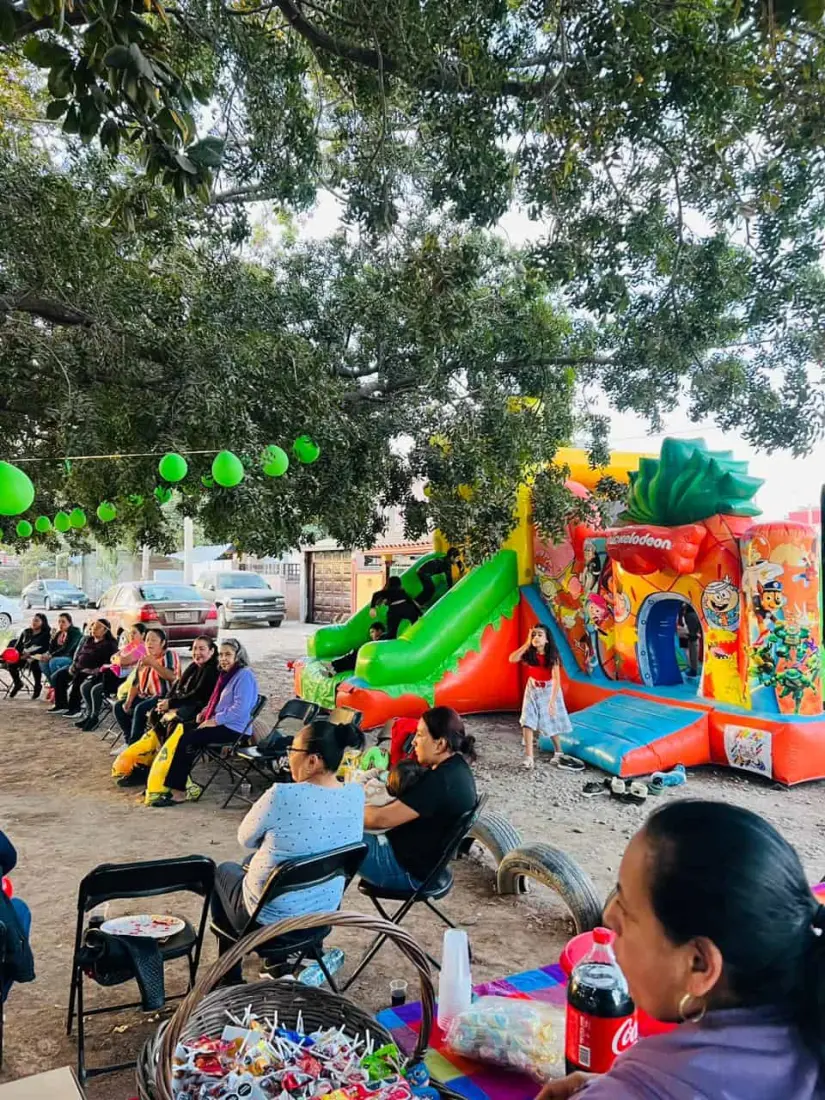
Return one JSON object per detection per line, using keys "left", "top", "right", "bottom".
{"left": 191, "top": 694, "right": 268, "bottom": 802}
{"left": 221, "top": 698, "right": 320, "bottom": 809}
{"left": 343, "top": 794, "right": 487, "bottom": 989}
{"left": 66, "top": 854, "right": 214, "bottom": 1083}
{"left": 210, "top": 843, "right": 366, "bottom": 990}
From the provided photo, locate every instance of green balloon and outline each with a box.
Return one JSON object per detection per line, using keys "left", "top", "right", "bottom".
{"left": 211, "top": 450, "right": 244, "bottom": 488}
{"left": 96, "top": 501, "right": 117, "bottom": 523}
{"left": 127, "top": 494, "right": 144, "bottom": 507}
{"left": 261, "top": 444, "right": 289, "bottom": 478}
{"left": 54, "top": 511, "right": 71, "bottom": 533}
{"left": 69, "top": 508, "right": 86, "bottom": 529}
{"left": 154, "top": 486, "right": 173, "bottom": 504}
{"left": 34, "top": 516, "right": 52, "bottom": 534}
{"left": 158, "top": 452, "right": 189, "bottom": 483}
{"left": 16, "top": 520, "right": 32, "bottom": 538}
{"left": 293, "top": 435, "right": 320, "bottom": 464}
{"left": 0, "top": 462, "right": 35, "bottom": 517}
{"left": 201, "top": 475, "right": 215, "bottom": 489}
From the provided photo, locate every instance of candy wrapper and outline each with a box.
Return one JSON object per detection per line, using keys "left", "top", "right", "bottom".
{"left": 172, "top": 1008, "right": 416, "bottom": 1100}
{"left": 443, "top": 996, "right": 565, "bottom": 1082}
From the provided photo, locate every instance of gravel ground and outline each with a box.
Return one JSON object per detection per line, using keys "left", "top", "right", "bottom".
{"left": 1, "top": 622, "right": 823, "bottom": 1098}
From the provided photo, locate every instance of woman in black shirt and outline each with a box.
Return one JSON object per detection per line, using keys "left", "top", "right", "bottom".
{"left": 6, "top": 614, "right": 51, "bottom": 698}
{"left": 370, "top": 576, "right": 421, "bottom": 639}
{"left": 361, "top": 707, "right": 477, "bottom": 889}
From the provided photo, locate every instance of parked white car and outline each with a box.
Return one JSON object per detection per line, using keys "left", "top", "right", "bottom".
{"left": 0, "top": 594, "right": 25, "bottom": 632}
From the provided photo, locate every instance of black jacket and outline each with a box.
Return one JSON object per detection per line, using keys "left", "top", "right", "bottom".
{"left": 14, "top": 626, "right": 50, "bottom": 656}
{"left": 168, "top": 653, "right": 219, "bottom": 709}
{"left": 48, "top": 624, "right": 82, "bottom": 659}
{"left": 0, "top": 831, "right": 35, "bottom": 986}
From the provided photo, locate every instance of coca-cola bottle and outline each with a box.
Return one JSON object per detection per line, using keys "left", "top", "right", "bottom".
{"left": 565, "top": 928, "right": 638, "bottom": 1075}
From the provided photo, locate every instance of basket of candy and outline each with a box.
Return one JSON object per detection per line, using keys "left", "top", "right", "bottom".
{"left": 136, "top": 910, "right": 436, "bottom": 1100}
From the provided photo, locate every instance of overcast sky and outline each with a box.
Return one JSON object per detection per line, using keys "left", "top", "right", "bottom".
{"left": 284, "top": 193, "right": 823, "bottom": 523}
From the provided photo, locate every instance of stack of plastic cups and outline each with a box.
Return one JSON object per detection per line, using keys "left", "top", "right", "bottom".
{"left": 437, "top": 928, "right": 472, "bottom": 1030}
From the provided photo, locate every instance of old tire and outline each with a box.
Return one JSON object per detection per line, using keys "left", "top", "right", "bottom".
{"left": 0, "top": 613, "right": 10, "bottom": 630}
{"left": 496, "top": 843, "right": 603, "bottom": 933}
{"left": 458, "top": 810, "right": 522, "bottom": 866}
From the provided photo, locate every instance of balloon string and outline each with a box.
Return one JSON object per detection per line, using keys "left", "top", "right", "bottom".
{"left": 2, "top": 449, "right": 222, "bottom": 463}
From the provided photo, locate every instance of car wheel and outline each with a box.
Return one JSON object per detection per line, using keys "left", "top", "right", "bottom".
{"left": 269, "top": 620, "right": 282, "bottom": 628}
{"left": 0, "top": 613, "right": 10, "bottom": 630}
{"left": 44, "top": 597, "right": 51, "bottom": 611}
{"left": 218, "top": 606, "right": 228, "bottom": 630}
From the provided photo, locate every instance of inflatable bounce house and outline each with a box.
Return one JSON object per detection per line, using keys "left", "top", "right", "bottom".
{"left": 294, "top": 438, "right": 825, "bottom": 785}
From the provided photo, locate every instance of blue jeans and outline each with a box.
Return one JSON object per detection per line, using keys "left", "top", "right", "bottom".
{"left": 44, "top": 656, "right": 72, "bottom": 685}
{"left": 359, "top": 833, "right": 420, "bottom": 891}
{"left": 2, "top": 898, "right": 31, "bottom": 1002}
{"left": 114, "top": 696, "right": 158, "bottom": 745}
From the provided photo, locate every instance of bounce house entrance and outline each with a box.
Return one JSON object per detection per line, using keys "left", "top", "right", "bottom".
{"left": 637, "top": 593, "right": 703, "bottom": 688}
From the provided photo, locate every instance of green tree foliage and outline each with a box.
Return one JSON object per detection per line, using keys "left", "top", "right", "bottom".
{"left": 3, "top": 0, "right": 825, "bottom": 556}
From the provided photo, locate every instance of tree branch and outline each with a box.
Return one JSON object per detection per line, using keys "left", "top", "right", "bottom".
{"left": 0, "top": 292, "right": 95, "bottom": 327}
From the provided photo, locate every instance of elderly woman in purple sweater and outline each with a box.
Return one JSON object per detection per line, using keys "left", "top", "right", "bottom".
{"left": 541, "top": 801, "right": 825, "bottom": 1100}
{"left": 151, "top": 638, "right": 258, "bottom": 808}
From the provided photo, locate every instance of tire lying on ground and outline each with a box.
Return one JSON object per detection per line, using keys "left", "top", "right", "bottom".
{"left": 496, "top": 843, "right": 603, "bottom": 933}
{"left": 457, "top": 810, "right": 522, "bottom": 865}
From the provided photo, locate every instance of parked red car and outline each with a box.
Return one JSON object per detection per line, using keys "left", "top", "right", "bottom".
{"left": 96, "top": 582, "right": 218, "bottom": 646}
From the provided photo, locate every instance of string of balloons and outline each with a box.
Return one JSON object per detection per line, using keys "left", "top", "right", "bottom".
{"left": 0, "top": 437, "right": 320, "bottom": 541}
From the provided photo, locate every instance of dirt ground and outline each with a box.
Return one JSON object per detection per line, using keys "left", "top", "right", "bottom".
{"left": 2, "top": 622, "right": 824, "bottom": 1097}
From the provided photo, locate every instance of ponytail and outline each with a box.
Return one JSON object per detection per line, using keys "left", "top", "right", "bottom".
{"left": 303, "top": 718, "right": 365, "bottom": 773}
{"left": 421, "top": 706, "right": 477, "bottom": 763}
{"left": 645, "top": 801, "right": 825, "bottom": 1061}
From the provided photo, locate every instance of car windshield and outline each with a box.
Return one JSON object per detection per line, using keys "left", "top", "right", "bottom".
{"left": 138, "top": 584, "right": 207, "bottom": 603}
{"left": 49, "top": 581, "right": 81, "bottom": 592}
{"left": 218, "top": 574, "right": 270, "bottom": 590}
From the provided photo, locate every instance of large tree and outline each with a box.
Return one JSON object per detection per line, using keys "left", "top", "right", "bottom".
{"left": 2, "top": 0, "right": 825, "bottom": 556}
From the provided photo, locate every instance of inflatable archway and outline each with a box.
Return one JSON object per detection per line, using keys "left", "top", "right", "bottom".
{"left": 294, "top": 439, "right": 825, "bottom": 785}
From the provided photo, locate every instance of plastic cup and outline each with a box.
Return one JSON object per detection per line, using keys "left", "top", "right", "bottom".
{"left": 390, "top": 979, "right": 408, "bottom": 1007}
{"left": 437, "top": 928, "right": 472, "bottom": 1028}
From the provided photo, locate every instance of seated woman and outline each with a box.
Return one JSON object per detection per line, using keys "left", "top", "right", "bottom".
{"left": 361, "top": 706, "right": 477, "bottom": 890}
{"left": 153, "top": 634, "right": 219, "bottom": 729}
{"left": 6, "top": 613, "right": 51, "bottom": 698}
{"left": 50, "top": 618, "right": 118, "bottom": 716}
{"left": 150, "top": 638, "right": 258, "bottom": 808}
{"left": 76, "top": 622, "right": 147, "bottom": 731}
{"left": 540, "top": 801, "right": 825, "bottom": 1100}
{"left": 32, "top": 612, "right": 82, "bottom": 698}
{"left": 0, "top": 828, "right": 35, "bottom": 1004}
{"left": 369, "top": 576, "right": 421, "bottom": 639}
{"left": 211, "top": 718, "right": 365, "bottom": 977}
{"left": 113, "top": 627, "right": 179, "bottom": 744}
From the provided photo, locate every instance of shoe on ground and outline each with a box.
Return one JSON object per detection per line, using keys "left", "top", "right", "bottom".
{"left": 622, "top": 781, "right": 649, "bottom": 806}
{"left": 31, "top": 687, "right": 41, "bottom": 700}
{"left": 48, "top": 706, "right": 68, "bottom": 714}
{"left": 610, "top": 777, "right": 627, "bottom": 797}
{"left": 8, "top": 686, "right": 19, "bottom": 699}
{"left": 82, "top": 716, "right": 101, "bottom": 732}
{"left": 109, "top": 745, "right": 123, "bottom": 756}
{"left": 582, "top": 781, "right": 604, "bottom": 797}
{"left": 557, "top": 754, "right": 585, "bottom": 772}
{"left": 522, "top": 756, "right": 535, "bottom": 770}
{"left": 64, "top": 710, "right": 81, "bottom": 719}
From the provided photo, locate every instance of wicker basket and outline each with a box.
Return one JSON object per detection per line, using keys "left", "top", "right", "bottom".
{"left": 137, "top": 910, "right": 436, "bottom": 1100}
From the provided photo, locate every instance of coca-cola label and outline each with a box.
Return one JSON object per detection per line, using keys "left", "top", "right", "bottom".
{"left": 565, "top": 1005, "right": 638, "bottom": 1074}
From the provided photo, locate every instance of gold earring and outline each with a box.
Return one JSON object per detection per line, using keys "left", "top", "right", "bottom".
{"left": 678, "top": 993, "right": 706, "bottom": 1024}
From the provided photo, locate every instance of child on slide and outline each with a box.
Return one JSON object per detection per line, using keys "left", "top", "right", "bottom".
{"left": 509, "top": 625, "right": 576, "bottom": 770}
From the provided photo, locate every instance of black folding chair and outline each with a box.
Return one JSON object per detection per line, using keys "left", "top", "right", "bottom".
{"left": 191, "top": 694, "right": 268, "bottom": 801}
{"left": 221, "top": 698, "right": 320, "bottom": 809}
{"left": 66, "top": 854, "right": 215, "bottom": 1083}
{"left": 343, "top": 794, "right": 486, "bottom": 990}
{"left": 210, "top": 842, "right": 367, "bottom": 990}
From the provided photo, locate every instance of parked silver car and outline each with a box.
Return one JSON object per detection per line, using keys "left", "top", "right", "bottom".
{"left": 195, "top": 571, "right": 285, "bottom": 629}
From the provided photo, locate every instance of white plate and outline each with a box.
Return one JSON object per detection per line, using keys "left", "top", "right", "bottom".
{"left": 99, "top": 914, "right": 185, "bottom": 939}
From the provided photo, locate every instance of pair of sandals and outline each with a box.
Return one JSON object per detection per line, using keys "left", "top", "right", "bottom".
{"left": 582, "top": 777, "right": 648, "bottom": 805}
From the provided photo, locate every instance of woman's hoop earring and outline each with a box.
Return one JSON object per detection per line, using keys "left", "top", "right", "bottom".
{"left": 678, "top": 993, "right": 706, "bottom": 1024}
